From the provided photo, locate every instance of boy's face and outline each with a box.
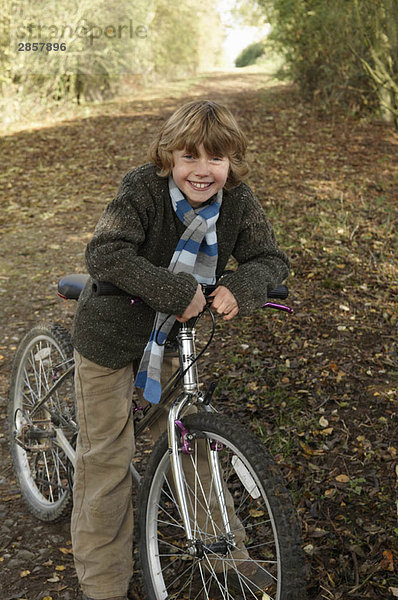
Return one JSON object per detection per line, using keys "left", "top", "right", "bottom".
{"left": 172, "top": 144, "right": 230, "bottom": 208}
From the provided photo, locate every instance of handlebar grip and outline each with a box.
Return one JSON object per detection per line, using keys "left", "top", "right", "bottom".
{"left": 267, "top": 285, "right": 289, "bottom": 300}
{"left": 92, "top": 280, "right": 130, "bottom": 297}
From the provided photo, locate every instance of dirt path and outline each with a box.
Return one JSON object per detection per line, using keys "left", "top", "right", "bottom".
{"left": 0, "top": 68, "right": 397, "bottom": 599}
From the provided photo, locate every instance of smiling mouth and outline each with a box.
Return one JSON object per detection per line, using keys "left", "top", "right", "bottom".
{"left": 188, "top": 181, "right": 213, "bottom": 190}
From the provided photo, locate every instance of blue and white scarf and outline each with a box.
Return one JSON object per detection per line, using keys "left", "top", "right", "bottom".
{"left": 134, "top": 176, "right": 222, "bottom": 404}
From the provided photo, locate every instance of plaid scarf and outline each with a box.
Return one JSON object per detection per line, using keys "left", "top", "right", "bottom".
{"left": 134, "top": 176, "right": 222, "bottom": 404}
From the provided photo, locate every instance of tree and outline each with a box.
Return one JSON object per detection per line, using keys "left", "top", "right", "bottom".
{"left": 253, "top": 0, "right": 398, "bottom": 126}
{"left": 353, "top": 0, "right": 398, "bottom": 126}
{"left": 148, "top": 0, "right": 223, "bottom": 79}
{"left": 0, "top": 0, "right": 223, "bottom": 116}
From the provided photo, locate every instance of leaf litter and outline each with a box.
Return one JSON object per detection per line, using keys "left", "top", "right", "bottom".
{"left": 0, "top": 69, "right": 397, "bottom": 599}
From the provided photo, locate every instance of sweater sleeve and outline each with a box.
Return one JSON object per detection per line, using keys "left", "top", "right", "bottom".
{"left": 218, "top": 185, "right": 290, "bottom": 315}
{"left": 85, "top": 169, "right": 198, "bottom": 314}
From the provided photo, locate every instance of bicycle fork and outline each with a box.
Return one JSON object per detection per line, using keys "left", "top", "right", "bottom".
{"left": 167, "top": 324, "right": 235, "bottom": 557}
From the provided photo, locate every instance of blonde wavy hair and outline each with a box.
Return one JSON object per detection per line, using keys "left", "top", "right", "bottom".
{"left": 148, "top": 100, "right": 248, "bottom": 189}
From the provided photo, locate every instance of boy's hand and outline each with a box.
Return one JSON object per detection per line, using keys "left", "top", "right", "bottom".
{"left": 208, "top": 285, "right": 239, "bottom": 321}
{"left": 176, "top": 284, "right": 206, "bottom": 323}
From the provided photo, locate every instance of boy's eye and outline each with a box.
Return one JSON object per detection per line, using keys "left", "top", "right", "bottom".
{"left": 181, "top": 153, "right": 225, "bottom": 162}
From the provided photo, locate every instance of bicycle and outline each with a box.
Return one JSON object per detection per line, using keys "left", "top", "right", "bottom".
{"left": 8, "top": 273, "right": 306, "bottom": 600}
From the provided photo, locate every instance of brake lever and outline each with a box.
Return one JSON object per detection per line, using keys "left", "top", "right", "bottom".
{"left": 262, "top": 302, "right": 293, "bottom": 314}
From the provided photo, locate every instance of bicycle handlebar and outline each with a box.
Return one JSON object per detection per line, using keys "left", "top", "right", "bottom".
{"left": 92, "top": 279, "right": 290, "bottom": 303}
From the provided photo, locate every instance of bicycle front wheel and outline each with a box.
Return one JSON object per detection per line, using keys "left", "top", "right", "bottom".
{"left": 139, "top": 412, "right": 306, "bottom": 600}
{"left": 8, "top": 324, "right": 76, "bottom": 521}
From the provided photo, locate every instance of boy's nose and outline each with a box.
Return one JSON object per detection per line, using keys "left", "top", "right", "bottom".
{"left": 194, "top": 157, "right": 211, "bottom": 176}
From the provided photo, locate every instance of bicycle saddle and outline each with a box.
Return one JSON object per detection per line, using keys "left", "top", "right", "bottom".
{"left": 58, "top": 274, "right": 90, "bottom": 300}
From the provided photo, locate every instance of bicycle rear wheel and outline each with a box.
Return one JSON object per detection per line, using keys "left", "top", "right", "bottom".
{"left": 8, "top": 323, "right": 76, "bottom": 521}
{"left": 138, "top": 412, "right": 306, "bottom": 600}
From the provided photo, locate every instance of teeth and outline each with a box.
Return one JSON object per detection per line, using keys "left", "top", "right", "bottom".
{"left": 190, "top": 181, "right": 212, "bottom": 189}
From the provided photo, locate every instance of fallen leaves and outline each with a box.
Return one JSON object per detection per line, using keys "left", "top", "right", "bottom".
{"left": 19, "top": 569, "right": 30, "bottom": 577}
{"left": 380, "top": 550, "right": 394, "bottom": 572}
{"left": 1, "top": 70, "right": 397, "bottom": 600}
{"left": 319, "top": 427, "right": 334, "bottom": 436}
{"left": 1, "top": 493, "right": 21, "bottom": 502}
{"left": 249, "top": 508, "right": 265, "bottom": 518}
{"left": 335, "top": 474, "right": 350, "bottom": 483}
{"left": 58, "top": 546, "right": 73, "bottom": 555}
{"left": 319, "top": 416, "right": 329, "bottom": 428}
{"left": 299, "top": 441, "right": 325, "bottom": 457}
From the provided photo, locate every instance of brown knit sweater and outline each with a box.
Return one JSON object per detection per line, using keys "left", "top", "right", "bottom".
{"left": 71, "top": 163, "right": 289, "bottom": 368}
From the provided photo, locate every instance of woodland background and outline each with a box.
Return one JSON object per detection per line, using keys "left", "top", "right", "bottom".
{"left": 0, "top": 0, "right": 397, "bottom": 128}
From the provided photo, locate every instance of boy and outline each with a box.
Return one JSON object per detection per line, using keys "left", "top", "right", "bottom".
{"left": 71, "top": 99, "right": 289, "bottom": 600}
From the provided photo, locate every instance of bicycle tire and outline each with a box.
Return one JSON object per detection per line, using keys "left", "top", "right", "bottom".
{"left": 138, "top": 412, "right": 306, "bottom": 600}
{"left": 8, "top": 323, "right": 76, "bottom": 522}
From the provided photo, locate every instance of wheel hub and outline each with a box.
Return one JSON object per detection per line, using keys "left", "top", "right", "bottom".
{"left": 194, "top": 537, "right": 232, "bottom": 558}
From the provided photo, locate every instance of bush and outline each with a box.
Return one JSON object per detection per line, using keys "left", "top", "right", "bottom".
{"left": 261, "top": 0, "right": 398, "bottom": 124}
{"left": 235, "top": 41, "right": 265, "bottom": 68}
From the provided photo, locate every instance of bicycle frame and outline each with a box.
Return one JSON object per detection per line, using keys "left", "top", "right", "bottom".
{"left": 41, "top": 293, "right": 292, "bottom": 555}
